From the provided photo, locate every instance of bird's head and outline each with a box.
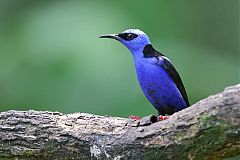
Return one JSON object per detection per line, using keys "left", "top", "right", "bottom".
{"left": 99, "top": 29, "right": 151, "bottom": 55}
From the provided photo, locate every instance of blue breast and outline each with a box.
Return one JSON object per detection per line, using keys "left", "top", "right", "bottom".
{"left": 134, "top": 58, "right": 188, "bottom": 115}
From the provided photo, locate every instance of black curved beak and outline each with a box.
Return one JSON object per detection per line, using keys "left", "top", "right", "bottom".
{"left": 99, "top": 34, "right": 120, "bottom": 41}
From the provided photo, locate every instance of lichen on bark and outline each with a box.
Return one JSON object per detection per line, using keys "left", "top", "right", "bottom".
{"left": 0, "top": 84, "right": 239, "bottom": 160}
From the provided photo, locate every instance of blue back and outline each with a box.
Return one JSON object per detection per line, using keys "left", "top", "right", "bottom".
{"left": 100, "top": 29, "right": 190, "bottom": 115}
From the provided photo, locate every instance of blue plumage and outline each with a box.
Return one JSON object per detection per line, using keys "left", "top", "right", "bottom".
{"left": 99, "top": 29, "right": 190, "bottom": 116}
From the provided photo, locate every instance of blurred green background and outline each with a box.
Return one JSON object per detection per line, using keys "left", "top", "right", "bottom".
{"left": 0, "top": 0, "right": 239, "bottom": 117}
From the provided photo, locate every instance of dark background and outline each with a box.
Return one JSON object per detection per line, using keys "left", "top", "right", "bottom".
{"left": 0, "top": 0, "right": 239, "bottom": 117}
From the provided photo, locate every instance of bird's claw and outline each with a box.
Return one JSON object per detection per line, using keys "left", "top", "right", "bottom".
{"left": 129, "top": 115, "right": 141, "bottom": 120}
{"left": 125, "top": 115, "right": 158, "bottom": 127}
{"left": 125, "top": 115, "right": 141, "bottom": 127}
{"left": 158, "top": 115, "right": 170, "bottom": 121}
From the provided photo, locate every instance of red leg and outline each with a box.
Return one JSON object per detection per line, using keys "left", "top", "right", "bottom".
{"left": 158, "top": 115, "right": 170, "bottom": 121}
{"left": 129, "top": 115, "right": 141, "bottom": 120}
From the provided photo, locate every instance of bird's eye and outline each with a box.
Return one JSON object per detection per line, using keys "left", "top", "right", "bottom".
{"left": 127, "top": 34, "right": 134, "bottom": 40}
{"left": 118, "top": 33, "right": 137, "bottom": 41}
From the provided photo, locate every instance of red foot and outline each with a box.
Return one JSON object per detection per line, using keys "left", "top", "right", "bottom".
{"left": 158, "top": 115, "right": 170, "bottom": 121}
{"left": 129, "top": 115, "right": 141, "bottom": 120}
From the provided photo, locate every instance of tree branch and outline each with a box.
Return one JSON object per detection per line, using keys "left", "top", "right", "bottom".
{"left": 0, "top": 84, "right": 240, "bottom": 160}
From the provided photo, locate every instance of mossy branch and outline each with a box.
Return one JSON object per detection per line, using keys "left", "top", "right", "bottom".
{"left": 0, "top": 84, "right": 240, "bottom": 160}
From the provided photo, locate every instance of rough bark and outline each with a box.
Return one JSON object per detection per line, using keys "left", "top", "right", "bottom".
{"left": 0, "top": 84, "right": 240, "bottom": 160}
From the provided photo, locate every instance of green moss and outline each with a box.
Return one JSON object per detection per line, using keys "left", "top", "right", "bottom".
{"left": 185, "top": 114, "right": 229, "bottom": 159}
{"left": 143, "top": 115, "right": 232, "bottom": 160}
{"left": 211, "top": 144, "right": 240, "bottom": 160}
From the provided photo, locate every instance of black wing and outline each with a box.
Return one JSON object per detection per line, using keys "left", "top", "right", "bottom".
{"left": 162, "top": 57, "right": 190, "bottom": 107}
{"left": 143, "top": 44, "right": 190, "bottom": 106}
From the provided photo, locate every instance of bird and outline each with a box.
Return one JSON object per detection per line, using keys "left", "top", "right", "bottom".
{"left": 99, "top": 29, "right": 190, "bottom": 122}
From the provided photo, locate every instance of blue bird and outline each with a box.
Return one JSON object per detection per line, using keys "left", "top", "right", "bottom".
{"left": 99, "top": 29, "right": 190, "bottom": 121}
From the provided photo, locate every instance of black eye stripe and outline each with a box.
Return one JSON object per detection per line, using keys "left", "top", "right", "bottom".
{"left": 118, "top": 33, "right": 138, "bottom": 41}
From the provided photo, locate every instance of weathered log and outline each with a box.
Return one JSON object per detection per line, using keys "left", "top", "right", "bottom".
{"left": 0, "top": 84, "right": 240, "bottom": 160}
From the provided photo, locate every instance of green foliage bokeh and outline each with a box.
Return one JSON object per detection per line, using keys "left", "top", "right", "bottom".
{"left": 0, "top": 0, "right": 239, "bottom": 117}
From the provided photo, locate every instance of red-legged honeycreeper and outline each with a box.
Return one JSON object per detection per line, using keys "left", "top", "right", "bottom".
{"left": 99, "top": 29, "right": 190, "bottom": 120}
